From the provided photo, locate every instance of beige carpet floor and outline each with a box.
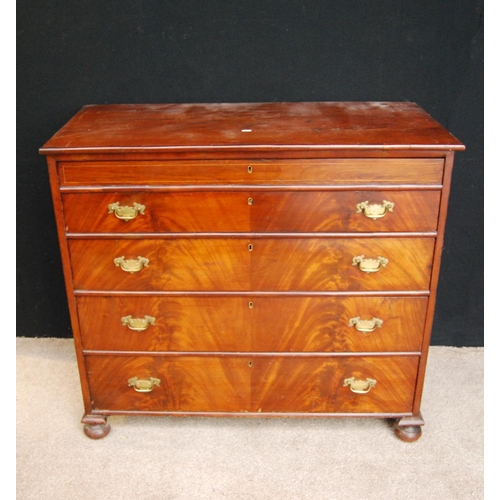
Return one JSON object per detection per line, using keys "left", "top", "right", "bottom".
{"left": 16, "top": 338, "right": 483, "bottom": 500}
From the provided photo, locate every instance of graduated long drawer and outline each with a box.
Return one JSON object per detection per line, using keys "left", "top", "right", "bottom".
{"left": 68, "top": 237, "right": 435, "bottom": 291}
{"left": 77, "top": 295, "right": 427, "bottom": 352}
{"left": 62, "top": 190, "right": 441, "bottom": 233}
{"left": 85, "top": 354, "right": 419, "bottom": 414}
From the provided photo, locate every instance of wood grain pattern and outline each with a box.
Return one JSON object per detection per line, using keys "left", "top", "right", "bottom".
{"left": 40, "top": 102, "right": 464, "bottom": 435}
{"left": 252, "top": 238, "right": 434, "bottom": 291}
{"left": 85, "top": 354, "right": 419, "bottom": 413}
{"left": 68, "top": 237, "right": 435, "bottom": 291}
{"left": 58, "top": 158, "right": 444, "bottom": 186}
{"left": 76, "top": 295, "right": 427, "bottom": 352}
{"left": 39, "top": 102, "right": 465, "bottom": 154}
{"left": 62, "top": 190, "right": 441, "bottom": 233}
{"left": 69, "top": 238, "right": 250, "bottom": 291}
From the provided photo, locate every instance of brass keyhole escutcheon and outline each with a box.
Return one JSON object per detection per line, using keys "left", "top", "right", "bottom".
{"left": 248, "top": 243, "right": 253, "bottom": 252}
{"left": 248, "top": 197, "right": 253, "bottom": 205}
{"left": 248, "top": 361, "right": 253, "bottom": 368}
{"left": 248, "top": 301, "right": 254, "bottom": 309}
{"left": 247, "top": 165, "right": 253, "bottom": 174}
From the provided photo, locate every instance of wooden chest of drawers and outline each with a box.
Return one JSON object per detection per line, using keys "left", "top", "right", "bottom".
{"left": 40, "top": 102, "right": 464, "bottom": 441}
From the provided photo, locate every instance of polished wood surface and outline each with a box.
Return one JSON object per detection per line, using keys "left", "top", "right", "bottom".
{"left": 39, "top": 102, "right": 464, "bottom": 154}
{"left": 62, "top": 190, "right": 441, "bottom": 233}
{"left": 58, "top": 158, "right": 444, "bottom": 186}
{"left": 41, "top": 102, "right": 464, "bottom": 439}
{"left": 85, "top": 354, "right": 419, "bottom": 413}
{"left": 76, "top": 296, "right": 427, "bottom": 352}
{"left": 68, "top": 237, "right": 434, "bottom": 291}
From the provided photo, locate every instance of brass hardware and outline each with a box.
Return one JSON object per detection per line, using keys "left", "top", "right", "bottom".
{"left": 348, "top": 317, "right": 383, "bottom": 333}
{"left": 352, "top": 255, "right": 388, "bottom": 273}
{"left": 247, "top": 165, "right": 253, "bottom": 174}
{"left": 248, "top": 197, "right": 253, "bottom": 205}
{"left": 356, "top": 200, "right": 395, "bottom": 220}
{"left": 128, "top": 377, "right": 161, "bottom": 393}
{"left": 121, "top": 315, "right": 156, "bottom": 332}
{"left": 108, "top": 202, "right": 146, "bottom": 221}
{"left": 114, "top": 256, "right": 149, "bottom": 274}
{"left": 343, "top": 377, "right": 377, "bottom": 394}
{"left": 248, "top": 301, "right": 254, "bottom": 309}
{"left": 248, "top": 243, "right": 253, "bottom": 252}
{"left": 248, "top": 361, "right": 253, "bottom": 368}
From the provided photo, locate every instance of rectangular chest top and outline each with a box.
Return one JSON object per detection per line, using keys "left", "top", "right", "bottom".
{"left": 39, "top": 102, "right": 464, "bottom": 154}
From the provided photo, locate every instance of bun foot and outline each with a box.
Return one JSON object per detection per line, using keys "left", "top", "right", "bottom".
{"left": 394, "top": 414, "right": 424, "bottom": 442}
{"left": 395, "top": 424, "right": 422, "bottom": 442}
{"left": 82, "top": 414, "right": 111, "bottom": 439}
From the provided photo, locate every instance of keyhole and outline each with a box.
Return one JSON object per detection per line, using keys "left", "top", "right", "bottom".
{"left": 248, "top": 301, "right": 254, "bottom": 309}
{"left": 247, "top": 165, "right": 253, "bottom": 174}
{"left": 248, "top": 243, "right": 253, "bottom": 252}
{"left": 248, "top": 197, "right": 253, "bottom": 206}
{"left": 248, "top": 361, "right": 253, "bottom": 368}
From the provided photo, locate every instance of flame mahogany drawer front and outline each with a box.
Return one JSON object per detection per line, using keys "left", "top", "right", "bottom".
{"left": 85, "top": 354, "right": 419, "bottom": 414}
{"left": 67, "top": 237, "right": 435, "bottom": 292}
{"left": 62, "top": 190, "right": 441, "bottom": 233}
{"left": 40, "top": 102, "right": 464, "bottom": 441}
{"left": 76, "top": 296, "right": 428, "bottom": 353}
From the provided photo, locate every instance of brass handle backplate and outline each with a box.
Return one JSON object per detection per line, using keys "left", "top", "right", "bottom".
{"left": 121, "top": 315, "right": 156, "bottom": 331}
{"left": 356, "top": 200, "right": 394, "bottom": 220}
{"left": 352, "top": 255, "right": 388, "bottom": 273}
{"left": 348, "top": 317, "right": 383, "bottom": 333}
{"left": 108, "top": 202, "right": 146, "bottom": 221}
{"left": 343, "top": 377, "right": 377, "bottom": 394}
{"left": 114, "top": 256, "right": 149, "bottom": 274}
{"left": 128, "top": 377, "right": 161, "bottom": 393}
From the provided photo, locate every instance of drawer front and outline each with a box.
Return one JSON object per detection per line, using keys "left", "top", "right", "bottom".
{"left": 85, "top": 354, "right": 419, "bottom": 413}
{"left": 77, "top": 296, "right": 427, "bottom": 352}
{"left": 59, "top": 158, "right": 444, "bottom": 186}
{"left": 70, "top": 238, "right": 250, "bottom": 291}
{"left": 251, "top": 238, "right": 434, "bottom": 291}
{"left": 63, "top": 190, "right": 440, "bottom": 233}
{"left": 69, "top": 237, "right": 434, "bottom": 291}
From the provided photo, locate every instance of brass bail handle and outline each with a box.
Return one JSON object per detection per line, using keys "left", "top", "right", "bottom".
{"left": 356, "top": 200, "right": 394, "bottom": 220}
{"left": 343, "top": 377, "right": 377, "bottom": 394}
{"left": 121, "top": 315, "right": 156, "bottom": 332}
{"left": 128, "top": 377, "right": 161, "bottom": 393}
{"left": 108, "top": 202, "right": 146, "bottom": 221}
{"left": 114, "top": 256, "right": 149, "bottom": 274}
{"left": 352, "top": 255, "right": 388, "bottom": 273}
{"left": 348, "top": 317, "right": 383, "bottom": 333}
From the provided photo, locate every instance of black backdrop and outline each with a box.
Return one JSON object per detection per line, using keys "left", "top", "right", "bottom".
{"left": 17, "top": 0, "right": 484, "bottom": 346}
